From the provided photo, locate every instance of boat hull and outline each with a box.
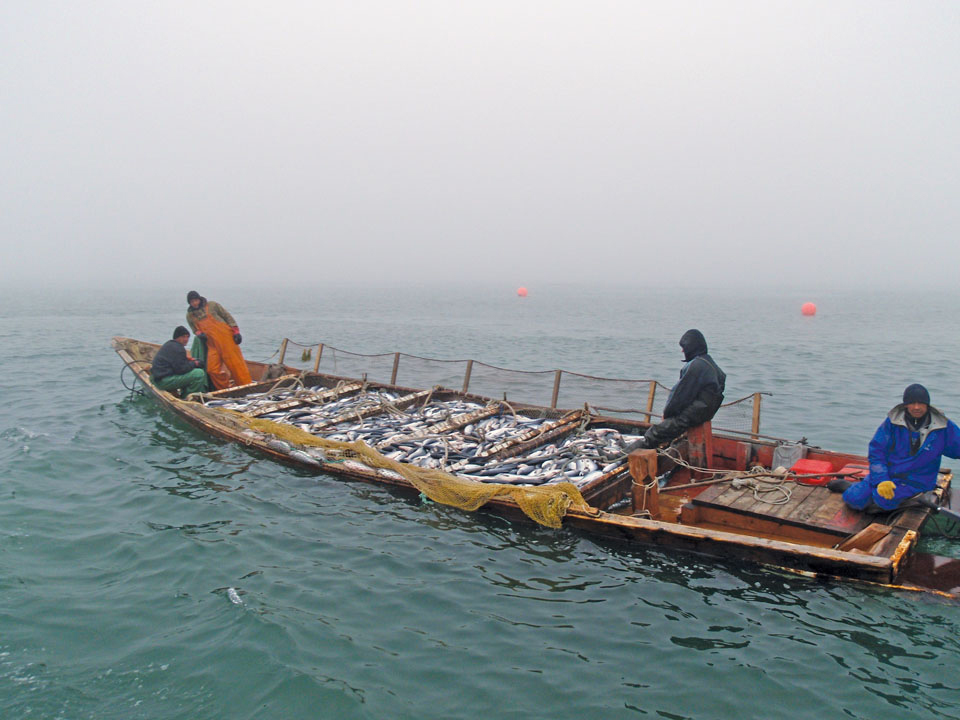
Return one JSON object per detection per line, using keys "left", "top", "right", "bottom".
{"left": 113, "top": 336, "right": 952, "bottom": 593}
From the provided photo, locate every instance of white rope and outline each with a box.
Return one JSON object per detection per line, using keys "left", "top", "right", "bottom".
{"left": 731, "top": 474, "right": 793, "bottom": 505}
{"left": 631, "top": 471, "right": 659, "bottom": 518}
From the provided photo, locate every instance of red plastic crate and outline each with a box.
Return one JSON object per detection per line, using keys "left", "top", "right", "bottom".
{"left": 789, "top": 458, "right": 834, "bottom": 485}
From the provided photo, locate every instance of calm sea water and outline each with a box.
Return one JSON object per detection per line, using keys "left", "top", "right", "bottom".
{"left": 1, "top": 284, "right": 959, "bottom": 719}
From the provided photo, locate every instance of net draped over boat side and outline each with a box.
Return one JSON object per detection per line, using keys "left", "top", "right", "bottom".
{"left": 189, "top": 403, "right": 594, "bottom": 529}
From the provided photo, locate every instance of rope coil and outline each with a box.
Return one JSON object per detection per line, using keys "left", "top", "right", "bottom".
{"left": 731, "top": 473, "right": 793, "bottom": 505}
{"left": 655, "top": 447, "right": 802, "bottom": 505}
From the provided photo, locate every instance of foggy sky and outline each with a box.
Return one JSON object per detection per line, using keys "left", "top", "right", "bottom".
{"left": 2, "top": 2, "right": 958, "bottom": 289}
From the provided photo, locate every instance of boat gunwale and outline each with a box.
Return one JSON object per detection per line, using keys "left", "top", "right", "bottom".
{"left": 113, "top": 336, "right": 916, "bottom": 585}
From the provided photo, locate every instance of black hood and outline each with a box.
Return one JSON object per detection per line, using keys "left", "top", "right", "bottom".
{"left": 679, "top": 329, "right": 708, "bottom": 362}
{"left": 187, "top": 293, "right": 207, "bottom": 310}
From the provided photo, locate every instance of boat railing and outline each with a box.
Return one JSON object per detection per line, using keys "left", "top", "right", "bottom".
{"left": 272, "top": 339, "right": 768, "bottom": 437}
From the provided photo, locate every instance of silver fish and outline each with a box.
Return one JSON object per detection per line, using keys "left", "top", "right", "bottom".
{"left": 289, "top": 449, "right": 320, "bottom": 466}
{"left": 266, "top": 439, "right": 291, "bottom": 454}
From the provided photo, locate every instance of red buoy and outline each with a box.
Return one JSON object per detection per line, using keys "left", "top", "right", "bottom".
{"left": 517, "top": 287, "right": 528, "bottom": 297}
{"left": 801, "top": 302, "right": 817, "bottom": 316}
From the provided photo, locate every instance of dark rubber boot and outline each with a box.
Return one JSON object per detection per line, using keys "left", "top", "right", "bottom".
{"left": 826, "top": 478, "right": 852, "bottom": 494}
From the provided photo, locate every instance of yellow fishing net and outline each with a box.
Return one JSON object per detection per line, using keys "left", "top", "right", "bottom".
{"left": 188, "top": 403, "right": 595, "bottom": 528}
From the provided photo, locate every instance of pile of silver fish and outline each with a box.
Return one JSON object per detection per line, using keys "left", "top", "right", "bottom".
{"left": 205, "top": 385, "right": 642, "bottom": 488}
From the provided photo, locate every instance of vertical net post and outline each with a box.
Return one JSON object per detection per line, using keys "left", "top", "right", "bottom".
{"left": 751, "top": 392, "right": 762, "bottom": 439}
{"left": 312, "top": 343, "right": 324, "bottom": 373}
{"left": 278, "top": 338, "right": 289, "bottom": 365}
{"left": 550, "top": 370, "right": 562, "bottom": 409}
{"left": 645, "top": 381, "right": 657, "bottom": 424}
{"left": 390, "top": 352, "right": 401, "bottom": 385}
{"left": 462, "top": 359, "right": 473, "bottom": 394}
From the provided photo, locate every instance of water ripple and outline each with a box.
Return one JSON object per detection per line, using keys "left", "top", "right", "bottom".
{"left": 2, "top": 288, "right": 960, "bottom": 718}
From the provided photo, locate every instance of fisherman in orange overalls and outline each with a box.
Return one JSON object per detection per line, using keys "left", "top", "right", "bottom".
{"left": 185, "top": 291, "right": 252, "bottom": 390}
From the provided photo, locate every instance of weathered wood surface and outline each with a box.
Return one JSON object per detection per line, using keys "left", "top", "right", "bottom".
{"left": 581, "top": 462, "right": 630, "bottom": 503}
{"left": 837, "top": 523, "right": 892, "bottom": 553}
{"left": 248, "top": 381, "right": 364, "bottom": 417}
{"left": 680, "top": 504, "right": 847, "bottom": 548}
{"left": 199, "top": 375, "right": 300, "bottom": 399}
{"left": 309, "top": 388, "right": 436, "bottom": 431}
{"left": 448, "top": 412, "right": 583, "bottom": 471}
{"left": 805, "top": 492, "right": 868, "bottom": 534}
{"left": 488, "top": 413, "right": 587, "bottom": 463}
{"left": 686, "top": 422, "right": 714, "bottom": 478}
{"left": 203, "top": 379, "right": 281, "bottom": 398}
{"left": 376, "top": 403, "right": 500, "bottom": 447}
{"left": 628, "top": 449, "right": 659, "bottom": 517}
{"left": 689, "top": 473, "right": 952, "bottom": 558}
{"left": 692, "top": 480, "right": 873, "bottom": 538}
{"left": 563, "top": 509, "right": 894, "bottom": 584}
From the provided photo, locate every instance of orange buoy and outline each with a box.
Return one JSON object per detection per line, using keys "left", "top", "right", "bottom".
{"left": 517, "top": 287, "right": 528, "bottom": 297}
{"left": 801, "top": 302, "right": 817, "bottom": 316}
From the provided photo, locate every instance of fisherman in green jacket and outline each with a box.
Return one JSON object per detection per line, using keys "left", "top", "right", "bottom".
{"left": 151, "top": 326, "right": 208, "bottom": 397}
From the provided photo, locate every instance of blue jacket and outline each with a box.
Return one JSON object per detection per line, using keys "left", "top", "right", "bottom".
{"left": 867, "top": 405, "right": 960, "bottom": 501}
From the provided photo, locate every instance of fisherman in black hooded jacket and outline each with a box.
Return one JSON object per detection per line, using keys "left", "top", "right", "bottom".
{"left": 625, "top": 329, "right": 726, "bottom": 450}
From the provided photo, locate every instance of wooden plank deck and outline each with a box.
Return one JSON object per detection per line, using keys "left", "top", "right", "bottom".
{"left": 690, "top": 480, "right": 872, "bottom": 538}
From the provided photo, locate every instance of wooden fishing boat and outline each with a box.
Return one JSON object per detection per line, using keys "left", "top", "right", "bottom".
{"left": 112, "top": 336, "right": 960, "bottom": 597}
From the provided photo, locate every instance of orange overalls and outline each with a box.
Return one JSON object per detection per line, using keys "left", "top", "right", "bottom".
{"left": 188, "top": 302, "right": 252, "bottom": 390}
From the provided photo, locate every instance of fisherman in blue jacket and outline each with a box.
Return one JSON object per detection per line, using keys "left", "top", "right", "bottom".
{"left": 829, "top": 384, "right": 960, "bottom": 512}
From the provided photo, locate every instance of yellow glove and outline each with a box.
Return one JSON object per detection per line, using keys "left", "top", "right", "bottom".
{"left": 877, "top": 481, "right": 896, "bottom": 500}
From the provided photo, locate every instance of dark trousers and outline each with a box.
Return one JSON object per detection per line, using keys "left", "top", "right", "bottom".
{"left": 644, "top": 400, "right": 717, "bottom": 446}
{"left": 644, "top": 415, "right": 698, "bottom": 446}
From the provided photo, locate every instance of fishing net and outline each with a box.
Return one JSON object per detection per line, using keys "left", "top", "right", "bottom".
{"left": 272, "top": 343, "right": 764, "bottom": 434}
{"left": 711, "top": 395, "right": 758, "bottom": 435}
{"left": 125, "top": 337, "right": 764, "bottom": 433}
{"left": 560, "top": 372, "right": 758, "bottom": 434}
{"left": 559, "top": 373, "right": 663, "bottom": 418}
{"left": 391, "top": 354, "right": 470, "bottom": 391}
{"left": 280, "top": 341, "right": 399, "bottom": 380}
{"left": 464, "top": 362, "right": 557, "bottom": 404}
{"left": 187, "top": 402, "right": 595, "bottom": 529}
